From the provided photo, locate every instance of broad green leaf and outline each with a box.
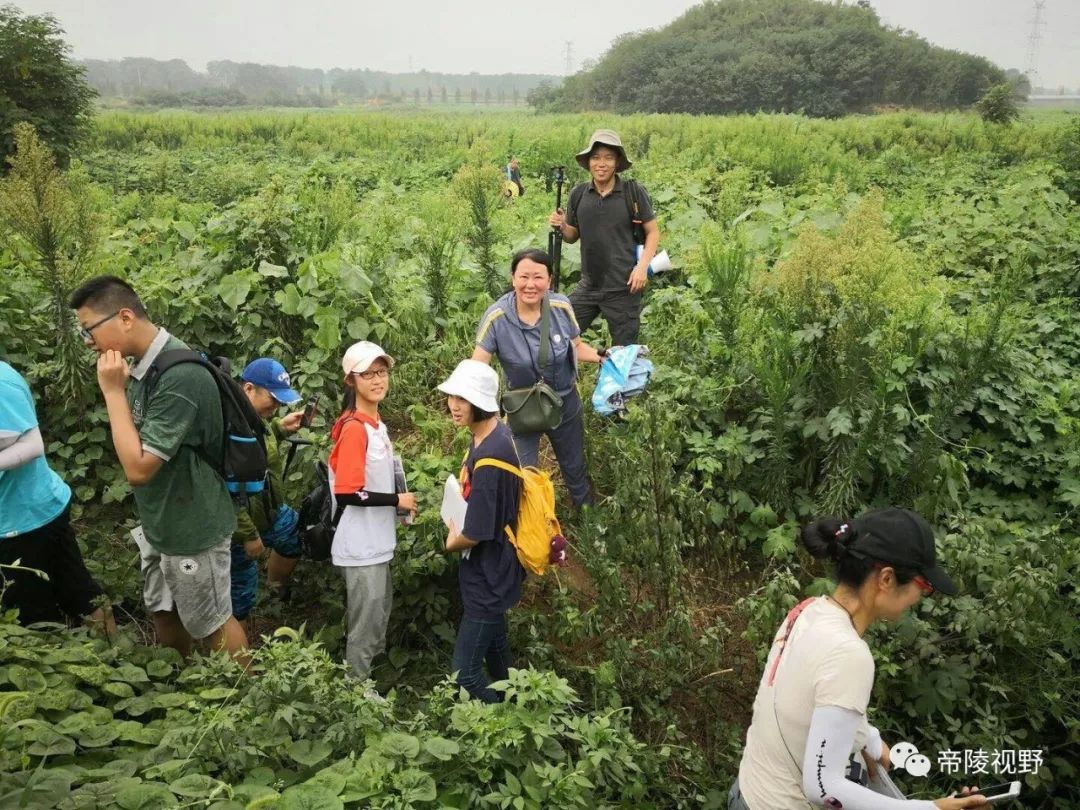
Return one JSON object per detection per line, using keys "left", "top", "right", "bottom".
{"left": 763, "top": 523, "right": 797, "bottom": 559}
{"left": 232, "top": 784, "right": 278, "bottom": 803}
{"left": 174, "top": 220, "right": 197, "bottom": 241}
{"left": 276, "top": 785, "right": 344, "bottom": 810}
{"left": 152, "top": 692, "right": 193, "bottom": 709}
{"left": 217, "top": 272, "right": 253, "bottom": 310}
{"left": 346, "top": 316, "right": 370, "bottom": 340}
{"left": 313, "top": 307, "right": 340, "bottom": 351}
{"left": 84, "top": 758, "right": 140, "bottom": 780}
{"left": 302, "top": 770, "right": 346, "bottom": 795}
{"left": 146, "top": 660, "right": 174, "bottom": 679}
{"left": 244, "top": 767, "right": 277, "bottom": 786}
{"left": 104, "top": 681, "right": 136, "bottom": 699}
{"left": 114, "top": 782, "right": 176, "bottom": 810}
{"left": 258, "top": 260, "right": 289, "bottom": 278}
{"left": 198, "top": 687, "right": 236, "bottom": 701}
{"left": 287, "top": 739, "right": 334, "bottom": 767}
{"left": 170, "top": 773, "right": 229, "bottom": 798}
{"left": 378, "top": 732, "right": 420, "bottom": 759}
{"left": 276, "top": 284, "right": 303, "bottom": 315}
{"left": 422, "top": 736, "right": 459, "bottom": 761}
{"left": 1, "top": 770, "right": 74, "bottom": 807}
{"left": 78, "top": 724, "right": 122, "bottom": 748}
{"left": 8, "top": 664, "right": 47, "bottom": 691}
{"left": 27, "top": 726, "right": 77, "bottom": 757}
{"left": 111, "top": 664, "right": 150, "bottom": 684}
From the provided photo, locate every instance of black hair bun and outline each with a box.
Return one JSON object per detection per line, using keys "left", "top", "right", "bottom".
{"left": 800, "top": 518, "right": 853, "bottom": 561}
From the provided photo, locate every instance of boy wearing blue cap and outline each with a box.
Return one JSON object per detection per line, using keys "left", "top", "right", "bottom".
{"left": 232, "top": 358, "right": 307, "bottom": 622}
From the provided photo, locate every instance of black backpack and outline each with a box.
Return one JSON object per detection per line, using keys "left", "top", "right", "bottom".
{"left": 568, "top": 177, "right": 647, "bottom": 245}
{"left": 146, "top": 350, "right": 268, "bottom": 504}
{"left": 296, "top": 460, "right": 344, "bottom": 561}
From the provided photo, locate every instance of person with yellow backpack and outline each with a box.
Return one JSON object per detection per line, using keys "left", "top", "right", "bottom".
{"left": 438, "top": 360, "right": 564, "bottom": 702}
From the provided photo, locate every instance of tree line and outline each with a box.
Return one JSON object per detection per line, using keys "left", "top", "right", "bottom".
{"left": 529, "top": 0, "right": 1015, "bottom": 117}
{"left": 80, "top": 58, "right": 557, "bottom": 108}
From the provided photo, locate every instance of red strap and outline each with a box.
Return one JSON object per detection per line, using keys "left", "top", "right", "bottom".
{"left": 766, "top": 597, "right": 817, "bottom": 687}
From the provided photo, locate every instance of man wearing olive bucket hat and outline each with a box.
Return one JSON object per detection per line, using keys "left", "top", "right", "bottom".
{"left": 548, "top": 129, "right": 660, "bottom": 347}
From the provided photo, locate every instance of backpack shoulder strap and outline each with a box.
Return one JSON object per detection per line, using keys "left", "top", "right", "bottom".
{"left": 622, "top": 178, "right": 646, "bottom": 244}
{"left": 146, "top": 348, "right": 205, "bottom": 394}
{"left": 473, "top": 458, "right": 524, "bottom": 546}
{"left": 538, "top": 294, "right": 552, "bottom": 372}
{"left": 474, "top": 457, "right": 524, "bottom": 479}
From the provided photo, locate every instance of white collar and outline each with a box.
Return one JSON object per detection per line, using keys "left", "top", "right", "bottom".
{"left": 129, "top": 328, "right": 171, "bottom": 381}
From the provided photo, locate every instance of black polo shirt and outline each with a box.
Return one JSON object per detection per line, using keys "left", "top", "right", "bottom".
{"left": 566, "top": 176, "right": 656, "bottom": 293}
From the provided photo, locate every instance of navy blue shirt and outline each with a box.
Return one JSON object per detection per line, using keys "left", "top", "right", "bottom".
{"left": 460, "top": 421, "right": 525, "bottom": 619}
{"left": 476, "top": 292, "right": 580, "bottom": 397}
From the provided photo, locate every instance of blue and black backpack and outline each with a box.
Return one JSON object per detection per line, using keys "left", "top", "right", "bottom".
{"left": 146, "top": 350, "right": 268, "bottom": 504}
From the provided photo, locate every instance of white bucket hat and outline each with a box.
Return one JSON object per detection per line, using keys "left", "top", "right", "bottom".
{"left": 438, "top": 360, "right": 500, "bottom": 413}
{"left": 342, "top": 341, "right": 395, "bottom": 376}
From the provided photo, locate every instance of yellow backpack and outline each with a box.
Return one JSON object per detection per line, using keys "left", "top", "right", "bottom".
{"left": 472, "top": 458, "right": 562, "bottom": 576}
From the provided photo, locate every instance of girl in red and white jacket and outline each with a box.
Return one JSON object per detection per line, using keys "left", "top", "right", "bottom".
{"left": 328, "top": 341, "right": 416, "bottom": 686}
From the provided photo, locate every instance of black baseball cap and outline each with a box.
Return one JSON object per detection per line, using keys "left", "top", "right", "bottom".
{"left": 846, "top": 507, "right": 957, "bottom": 596}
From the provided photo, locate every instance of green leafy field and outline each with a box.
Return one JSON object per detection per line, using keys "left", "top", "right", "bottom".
{"left": 2, "top": 109, "right": 1079, "bottom": 808}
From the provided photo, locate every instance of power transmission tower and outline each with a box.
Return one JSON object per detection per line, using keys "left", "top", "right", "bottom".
{"left": 564, "top": 41, "right": 574, "bottom": 76}
{"left": 1024, "top": 1, "right": 1047, "bottom": 89}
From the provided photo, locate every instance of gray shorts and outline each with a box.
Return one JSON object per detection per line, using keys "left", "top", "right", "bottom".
{"left": 133, "top": 526, "right": 233, "bottom": 640}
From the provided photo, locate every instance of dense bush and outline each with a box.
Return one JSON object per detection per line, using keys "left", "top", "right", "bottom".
{"left": 532, "top": 0, "right": 1007, "bottom": 116}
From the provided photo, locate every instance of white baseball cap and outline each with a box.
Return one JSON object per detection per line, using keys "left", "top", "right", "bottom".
{"left": 342, "top": 341, "right": 395, "bottom": 376}
{"left": 437, "top": 360, "right": 500, "bottom": 413}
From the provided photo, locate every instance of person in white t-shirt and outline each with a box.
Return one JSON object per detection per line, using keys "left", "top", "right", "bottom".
{"left": 731, "top": 508, "right": 989, "bottom": 810}
{"left": 328, "top": 342, "right": 417, "bottom": 686}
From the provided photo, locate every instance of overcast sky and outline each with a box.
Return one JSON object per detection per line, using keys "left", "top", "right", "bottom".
{"left": 13, "top": 0, "right": 1080, "bottom": 88}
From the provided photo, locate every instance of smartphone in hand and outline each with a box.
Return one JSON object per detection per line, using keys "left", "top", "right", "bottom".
{"left": 979, "top": 782, "right": 1021, "bottom": 805}
{"left": 301, "top": 394, "right": 320, "bottom": 428}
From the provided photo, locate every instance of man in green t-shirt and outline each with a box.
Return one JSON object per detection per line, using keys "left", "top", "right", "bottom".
{"left": 70, "top": 276, "right": 247, "bottom": 661}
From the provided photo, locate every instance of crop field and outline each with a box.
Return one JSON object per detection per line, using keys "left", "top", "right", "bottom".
{"left": 2, "top": 108, "right": 1079, "bottom": 808}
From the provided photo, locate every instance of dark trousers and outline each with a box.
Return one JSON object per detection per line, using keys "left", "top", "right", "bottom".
{"left": 452, "top": 614, "right": 512, "bottom": 703}
{"left": 727, "top": 778, "right": 751, "bottom": 810}
{"left": 570, "top": 286, "right": 643, "bottom": 346}
{"left": 511, "top": 389, "right": 593, "bottom": 506}
{"left": 0, "top": 503, "right": 103, "bottom": 626}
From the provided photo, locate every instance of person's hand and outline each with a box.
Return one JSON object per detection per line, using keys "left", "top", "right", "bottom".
{"left": 445, "top": 519, "right": 458, "bottom": 550}
{"left": 862, "top": 738, "right": 891, "bottom": 782}
{"left": 627, "top": 264, "right": 649, "bottom": 294}
{"left": 96, "top": 350, "right": 129, "bottom": 395}
{"left": 934, "top": 787, "right": 989, "bottom": 809}
{"left": 548, "top": 208, "right": 565, "bottom": 228}
{"left": 244, "top": 537, "right": 265, "bottom": 560}
{"left": 279, "top": 411, "right": 304, "bottom": 433}
{"left": 397, "top": 492, "right": 418, "bottom": 514}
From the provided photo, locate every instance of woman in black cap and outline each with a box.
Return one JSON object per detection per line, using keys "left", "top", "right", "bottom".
{"left": 730, "top": 507, "right": 988, "bottom": 810}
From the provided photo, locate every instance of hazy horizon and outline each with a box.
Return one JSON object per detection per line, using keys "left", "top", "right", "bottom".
{"left": 12, "top": 0, "right": 1080, "bottom": 88}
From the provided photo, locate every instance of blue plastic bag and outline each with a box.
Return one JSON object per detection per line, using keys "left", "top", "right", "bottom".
{"left": 591, "top": 345, "right": 654, "bottom": 416}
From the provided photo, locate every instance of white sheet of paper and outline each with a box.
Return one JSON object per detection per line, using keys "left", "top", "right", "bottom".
{"left": 441, "top": 475, "right": 468, "bottom": 531}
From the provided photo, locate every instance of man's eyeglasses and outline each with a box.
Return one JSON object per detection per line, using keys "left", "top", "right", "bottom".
{"left": 352, "top": 368, "right": 391, "bottom": 381}
{"left": 77, "top": 311, "right": 120, "bottom": 341}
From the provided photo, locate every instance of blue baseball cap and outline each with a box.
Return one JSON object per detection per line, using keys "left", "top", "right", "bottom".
{"left": 241, "top": 358, "right": 302, "bottom": 405}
